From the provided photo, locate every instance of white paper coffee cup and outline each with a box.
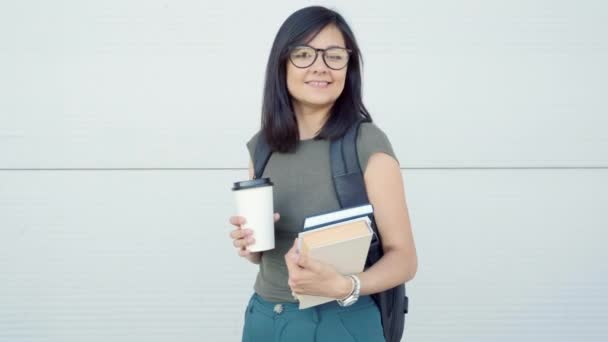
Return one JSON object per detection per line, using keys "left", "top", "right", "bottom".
{"left": 232, "top": 178, "right": 275, "bottom": 252}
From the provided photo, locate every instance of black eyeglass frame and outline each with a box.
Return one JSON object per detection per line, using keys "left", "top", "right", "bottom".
{"left": 287, "top": 45, "right": 353, "bottom": 70}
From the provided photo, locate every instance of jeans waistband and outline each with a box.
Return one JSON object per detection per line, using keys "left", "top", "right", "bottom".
{"left": 249, "top": 292, "right": 376, "bottom": 317}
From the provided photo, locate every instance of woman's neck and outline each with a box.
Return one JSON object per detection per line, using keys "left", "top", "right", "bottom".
{"left": 293, "top": 102, "right": 332, "bottom": 140}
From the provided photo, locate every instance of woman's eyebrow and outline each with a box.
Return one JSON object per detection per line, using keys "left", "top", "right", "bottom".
{"left": 309, "top": 44, "right": 346, "bottom": 49}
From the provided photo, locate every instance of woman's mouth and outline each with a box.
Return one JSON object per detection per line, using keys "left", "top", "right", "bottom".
{"left": 305, "top": 81, "right": 331, "bottom": 88}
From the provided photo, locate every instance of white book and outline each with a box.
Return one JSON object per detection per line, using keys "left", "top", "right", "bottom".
{"left": 303, "top": 204, "right": 373, "bottom": 230}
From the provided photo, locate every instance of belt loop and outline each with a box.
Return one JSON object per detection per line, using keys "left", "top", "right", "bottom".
{"left": 312, "top": 306, "right": 319, "bottom": 324}
{"left": 247, "top": 294, "right": 255, "bottom": 314}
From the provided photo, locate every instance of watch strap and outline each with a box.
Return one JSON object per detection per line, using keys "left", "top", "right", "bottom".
{"left": 337, "top": 274, "right": 361, "bottom": 307}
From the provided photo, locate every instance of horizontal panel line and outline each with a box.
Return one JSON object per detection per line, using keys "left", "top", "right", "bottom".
{"left": 0, "top": 166, "right": 607, "bottom": 171}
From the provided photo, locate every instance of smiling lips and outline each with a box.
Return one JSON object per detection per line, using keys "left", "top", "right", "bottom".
{"left": 306, "top": 81, "right": 331, "bottom": 88}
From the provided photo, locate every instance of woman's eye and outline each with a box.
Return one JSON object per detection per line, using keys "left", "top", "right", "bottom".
{"left": 294, "top": 52, "right": 311, "bottom": 58}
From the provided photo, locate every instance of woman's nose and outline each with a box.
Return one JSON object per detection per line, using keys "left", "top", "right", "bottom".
{"left": 310, "top": 52, "right": 329, "bottom": 73}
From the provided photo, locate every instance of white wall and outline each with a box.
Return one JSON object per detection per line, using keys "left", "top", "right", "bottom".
{"left": 1, "top": 1, "right": 607, "bottom": 341}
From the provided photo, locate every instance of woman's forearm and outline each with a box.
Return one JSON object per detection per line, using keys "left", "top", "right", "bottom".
{"left": 357, "top": 248, "right": 416, "bottom": 296}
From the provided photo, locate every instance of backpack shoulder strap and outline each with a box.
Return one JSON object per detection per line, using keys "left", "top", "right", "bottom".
{"left": 330, "top": 119, "right": 370, "bottom": 208}
{"left": 330, "top": 119, "right": 384, "bottom": 246}
{"left": 252, "top": 132, "right": 272, "bottom": 179}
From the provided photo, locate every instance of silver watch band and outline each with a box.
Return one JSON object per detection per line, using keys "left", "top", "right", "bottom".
{"left": 337, "top": 274, "right": 361, "bottom": 307}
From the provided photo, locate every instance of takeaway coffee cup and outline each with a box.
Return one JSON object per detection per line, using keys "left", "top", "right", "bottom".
{"left": 232, "top": 178, "right": 275, "bottom": 252}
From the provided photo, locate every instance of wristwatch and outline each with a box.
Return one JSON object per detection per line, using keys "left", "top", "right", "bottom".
{"left": 337, "top": 274, "right": 360, "bottom": 307}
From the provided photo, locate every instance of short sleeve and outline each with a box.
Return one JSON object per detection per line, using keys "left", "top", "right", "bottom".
{"left": 246, "top": 131, "right": 262, "bottom": 162}
{"left": 356, "top": 122, "right": 399, "bottom": 173}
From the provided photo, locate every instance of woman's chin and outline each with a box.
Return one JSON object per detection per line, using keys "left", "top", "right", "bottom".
{"left": 300, "top": 97, "right": 338, "bottom": 108}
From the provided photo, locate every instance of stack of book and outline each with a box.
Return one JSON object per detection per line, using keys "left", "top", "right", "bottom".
{"left": 295, "top": 204, "right": 374, "bottom": 309}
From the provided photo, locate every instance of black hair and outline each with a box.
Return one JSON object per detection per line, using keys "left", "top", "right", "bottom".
{"left": 260, "top": 6, "right": 372, "bottom": 153}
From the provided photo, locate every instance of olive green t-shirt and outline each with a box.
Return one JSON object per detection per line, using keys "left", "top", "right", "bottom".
{"left": 245, "top": 122, "right": 399, "bottom": 303}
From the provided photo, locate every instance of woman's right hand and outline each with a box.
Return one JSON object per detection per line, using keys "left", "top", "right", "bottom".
{"left": 229, "top": 213, "right": 281, "bottom": 262}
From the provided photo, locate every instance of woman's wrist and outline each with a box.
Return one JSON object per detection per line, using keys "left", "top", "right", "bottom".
{"left": 336, "top": 275, "right": 355, "bottom": 299}
{"left": 246, "top": 251, "right": 262, "bottom": 264}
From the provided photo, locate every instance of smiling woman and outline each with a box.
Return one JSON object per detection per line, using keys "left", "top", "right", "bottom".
{"left": 227, "top": 5, "right": 417, "bottom": 342}
{"left": 286, "top": 25, "right": 350, "bottom": 127}
{"left": 257, "top": 6, "right": 371, "bottom": 153}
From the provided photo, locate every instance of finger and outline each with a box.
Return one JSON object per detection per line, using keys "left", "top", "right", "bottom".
{"left": 273, "top": 212, "right": 281, "bottom": 222}
{"left": 296, "top": 251, "right": 307, "bottom": 268}
{"left": 229, "top": 216, "right": 246, "bottom": 226}
{"left": 286, "top": 238, "right": 299, "bottom": 262}
{"left": 297, "top": 253, "right": 321, "bottom": 273}
{"left": 233, "top": 237, "right": 255, "bottom": 248}
{"left": 229, "top": 228, "right": 252, "bottom": 240}
{"left": 286, "top": 265, "right": 300, "bottom": 292}
{"left": 296, "top": 250, "right": 315, "bottom": 270}
{"left": 284, "top": 240, "right": 300, "bottom": 274}
{"left": 238, "top": 247, "right": 251, "bottom": 257}
{"left": 284, "top": 249, "right": 296, "bottom": 271}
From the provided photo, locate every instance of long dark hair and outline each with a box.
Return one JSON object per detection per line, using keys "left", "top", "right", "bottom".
{"left": 261, "top": 6, "right": 372, "bottom": 153}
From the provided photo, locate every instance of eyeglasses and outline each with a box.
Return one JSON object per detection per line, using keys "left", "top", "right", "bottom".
{"left": 288, "top": 45, "right": 352, "bottom": 70}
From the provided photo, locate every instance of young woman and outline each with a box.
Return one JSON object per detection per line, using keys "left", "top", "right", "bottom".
{"left": 228, "top": 6, "right": 417, "bottom": 341}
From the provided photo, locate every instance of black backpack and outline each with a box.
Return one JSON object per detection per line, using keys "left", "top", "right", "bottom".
{"left": 253, "top": 118, "right": 409, "bottom": 342}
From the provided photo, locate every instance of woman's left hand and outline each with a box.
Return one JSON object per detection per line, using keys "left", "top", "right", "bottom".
{"left": 284, "top": 238, "right": 352, "bottom": 299}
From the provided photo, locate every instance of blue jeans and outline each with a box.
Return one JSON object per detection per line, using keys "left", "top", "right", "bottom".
{"left": 242, "top": 293, "right": 385, "bottom": 342}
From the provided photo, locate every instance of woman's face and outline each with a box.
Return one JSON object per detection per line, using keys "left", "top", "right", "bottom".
{"left": 286, "top": 24, "right": 348, "bottom": 111}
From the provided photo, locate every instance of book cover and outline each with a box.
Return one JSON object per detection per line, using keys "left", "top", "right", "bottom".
{"left": 295, "top": 205, "right": 374, "bottom": 309}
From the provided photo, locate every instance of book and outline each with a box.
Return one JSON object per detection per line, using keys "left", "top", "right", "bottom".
{"left": 295, "top": 204, "right": 374, "bottom": 309}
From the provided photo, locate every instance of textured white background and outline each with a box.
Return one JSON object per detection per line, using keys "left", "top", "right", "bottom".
{"left": 1, "top": 0, "right": 607, "bottom": 341}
